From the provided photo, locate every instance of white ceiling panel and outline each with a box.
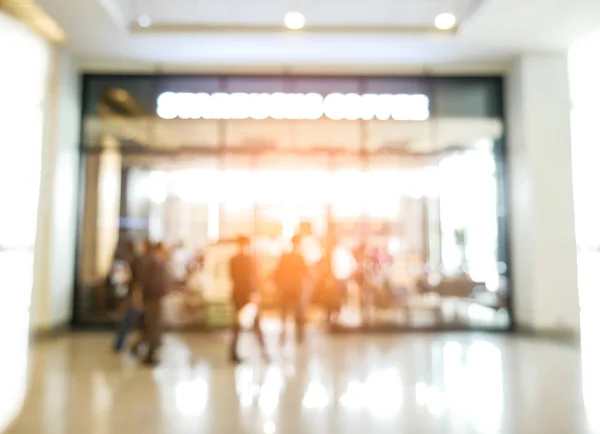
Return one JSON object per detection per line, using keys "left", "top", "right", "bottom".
{"left": 127, "top": 0, "right": 482, "bottom": 26}
{"left": 35, "top": 0, "right": 600, "bottom": 69}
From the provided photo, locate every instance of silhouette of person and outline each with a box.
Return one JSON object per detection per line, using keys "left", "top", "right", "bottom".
{"left": 136, "top": 242, "right": 170, "bottom": 366}
{"left": 229, "top": 235, "right": 267, "bottom": 363}
{"left": 275, "top": 235, "right": 308, "bottom": 344}
{"left": 113, "top": 239, "right": 149, "bottom": 352}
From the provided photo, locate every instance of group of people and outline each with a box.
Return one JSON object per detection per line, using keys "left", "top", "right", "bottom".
{"left": 229, "top": 234, "right": 316, "bottom": 362}
{"left": 112, "top": 234, "right": 322, "bottom": 365}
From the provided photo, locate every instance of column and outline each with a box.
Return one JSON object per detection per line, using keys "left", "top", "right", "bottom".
{"left": 31, "top": 47, "right": 80, "bottom": 332}
{"left": 96, "top": 148, "right": 122, "bottom": 277}
{"left": 569, "top": 33, "right": 600, "bottom": 398}
{"left": 506, "top": 54, "right": 580, "bottom": 337}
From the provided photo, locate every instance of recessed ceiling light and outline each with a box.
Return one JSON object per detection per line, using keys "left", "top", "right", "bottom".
{"left": 284, "top": 12, "right": 306, "bottom": 30}
{"left": 435, "top": 13, "right": 457, "bottom": 30}
{"left": 137, "top": 14, "right": 152, "bottom": 28}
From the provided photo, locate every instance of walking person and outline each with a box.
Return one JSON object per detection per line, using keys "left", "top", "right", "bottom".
{"left": 229, "top": 235, "right": 267, "bottom": 363}
{"left": 275, "top": 235, "right": 309, "bottom": 345}
{"left": 113, "top": 240, "right": 147, "bottom": 353}
{"left": 314, "top": 241, "right": 340, "bottom": 329}
{"left": 137, "top": 242, "right": 171, "bottom": 366}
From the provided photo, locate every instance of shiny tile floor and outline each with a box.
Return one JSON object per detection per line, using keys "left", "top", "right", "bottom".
{"left": 5, "top": 330, "right": 596, "bottom": 433}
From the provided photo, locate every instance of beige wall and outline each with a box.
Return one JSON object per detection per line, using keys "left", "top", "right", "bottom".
{"left": 31, "top": 46, "right": 81, "bottom": 332}
{"left": 507, "top": 54, "right": 580, "bottom": 336}
{"left": 0, "top": 10, "right": 52, "bottom": 432}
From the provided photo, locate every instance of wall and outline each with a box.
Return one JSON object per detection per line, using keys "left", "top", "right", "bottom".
{"left": 569, "top": 32, "right": 600, "bottom": 391}
{"left": 32, "top": 47, "right": 81, "bottom": 332}
{"left": 50, "top": 50, "right": 80, "bottom": 324}
{"left": 0, "top": 10, "right": 51, "bottom": 432}
{"left": 507, "top": 54, "right": 580, "bottom": 336}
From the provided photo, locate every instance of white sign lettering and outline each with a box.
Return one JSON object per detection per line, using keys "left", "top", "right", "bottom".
{"left": 157, "top": 92, "right": 430, "bottom": 121}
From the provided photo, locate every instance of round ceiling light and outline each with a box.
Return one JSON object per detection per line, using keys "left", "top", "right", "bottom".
{"left": 137, "top": 14, "right": 152, "bottom": 28}
{"left": 284, "top": 12, "right": 306, "bottom": 30}
{"left": 435, "top": 13, "right": 457, "bottom": 30}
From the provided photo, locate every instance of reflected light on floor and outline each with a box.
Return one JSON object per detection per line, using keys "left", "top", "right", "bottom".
{"left": 91, "top": 372, "right": 113, "bottom": 434}
{"left": 442, "top": 341, "right": 468, "bottom": 416}
{"left": 263, "top": 420, "right": 277, "bottom": 434}
{"left": 581, "top": 308, "right": 600, "bottom": 430}
{"left": 576, "top": 252, "right": 600, "bottom": 430}
{"left": 236, "top": 365, "right": 259, "bottom": 409}
{"left": 415, "top": 340, "right": 503, "bottom": 430}
{"left": 302, "top": 380, "right": 330, "bottom": 410}
{"left": 340, "top": 380, "right": 367, "bottom": 410}
{"left": 0, "top": 313, "right": 28, "bottom": 432}
{"left": 365, "top": 369, "right": 403, "bottom": 417}
{"left": 465, "top": 342, "right": 503, "bottom": 433}
{"left": 7, "top": 333, "right": 592, "bottom": 433}
{"left": 0, "top": 251, "right": 33, "bottom": 432}
{"left": 175, "top": 377, "right": 208, "bottom": 417}
{"left": 339, "top": 369, "right": 403, "bottom": 416}
{"left": 428, "top": 387, "right": 447, "bottom": 417}
{"left": 258, "top": 366, "right": 285, "bottom": 415}
{"left": 415, "top": 381, "right": 446, "bottom": 417}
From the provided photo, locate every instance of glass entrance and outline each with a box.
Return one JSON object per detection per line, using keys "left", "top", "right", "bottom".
{"left": 75, "top": 74, "right": 510, "bottom": 331}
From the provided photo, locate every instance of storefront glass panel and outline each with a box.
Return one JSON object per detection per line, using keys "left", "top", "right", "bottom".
{"left": 76, "top": 75, "right": 509, "bottom": 330}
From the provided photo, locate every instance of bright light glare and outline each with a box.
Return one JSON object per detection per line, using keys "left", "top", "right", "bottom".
{"left": 137, "top": 14, "right": 152, "bottom": 28}
{"left": 340, "top": 380, "right": 366, "bottom": 409}
{"left": 235, "top": 365, "right": 259, "bottom": 408}
{"left": 365, "top": 369, "right": 403, "bottom": 417}
{"left": 175, "top": 378, "right": 208, "bottom": 416}
{"left": 147, "top": 171, "right": 169, "bottom": 204}
{"left": 258, "top": 367, "right": 284, "bottom": 415}
{"left": 156, "top": 92, "right": 430, "bottom": 121}
{"left": 0, "top": 16, "right": 47, "bottom": 433}
{"left": 302, "top": 381, "right": 331, "bottom": 409}
{"left": 284, "top": 12, "right": 305, "bottom": 30}
{"left": 264, "top": 421, "right": 276, "bottom": 434}
{"left": 155, "top": 167, "right": 437, "bottom": 217}
{"left": 438, "top": 151, "right": 498, "bottom": 282}
{"left": 435, "top": 13, "right": 457, "bottom": 30}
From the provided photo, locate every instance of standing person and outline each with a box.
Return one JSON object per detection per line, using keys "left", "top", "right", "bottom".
{"left": 314, "top": 241, "right": 339, "bottom": 328}
{"left": 352, "top": 243, "right": 369, "bottom": 320}
{"left": 113, "top": 240, "right": 147, "bottom": 353}
{"left": 275, "top": 235, "right": 308, "bottom": 345}
{"left": 137, "top": 242, "right": 171, "bottom": 366}
{"left": 229, "top": 235, "right": 267, "bottom": 363}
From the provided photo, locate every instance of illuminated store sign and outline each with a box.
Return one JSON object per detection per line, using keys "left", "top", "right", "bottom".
{"left": 157, "top": 92, "right": 430, "bottom": 121}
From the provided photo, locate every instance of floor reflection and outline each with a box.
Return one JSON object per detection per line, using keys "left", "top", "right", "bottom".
{"left": 302, "top": 380, "right": 330, "bottom": 410}
{"left": 0, "top": 250, "right": 33, "bottom": 433}
{"left": 579, "top": 252, "right": 600, "bottom": 432}
{"left": 5, "top": 332, "right": 591, "bottom": 433}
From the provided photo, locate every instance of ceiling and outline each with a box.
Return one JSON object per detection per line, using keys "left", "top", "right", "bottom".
{"left": 126, "top": 0, "right": 481, "bottom": 27}
{"left": 36, "top": 0, "right": 600, "bottom": 72}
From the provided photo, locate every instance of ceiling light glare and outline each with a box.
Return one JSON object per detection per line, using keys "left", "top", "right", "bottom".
{"left": 435, "top": 13, "right": 456, "bottom": 30}
{"left": 284, "top": 12, "right": 306, "bottom": 30}
{"left": 137, "top": 14, "right": 152, "bottom": 28}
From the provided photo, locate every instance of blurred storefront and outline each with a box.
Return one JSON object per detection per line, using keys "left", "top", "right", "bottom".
{"left": 76, "top": 74, "right": 509, "bottom": 331}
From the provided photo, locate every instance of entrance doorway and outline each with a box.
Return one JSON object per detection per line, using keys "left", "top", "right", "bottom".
{"left": 78, "top": 145, "right": 507, "bottom": 330}
{"left": 76, "top": 75, "right": 509, "bottom": 331}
